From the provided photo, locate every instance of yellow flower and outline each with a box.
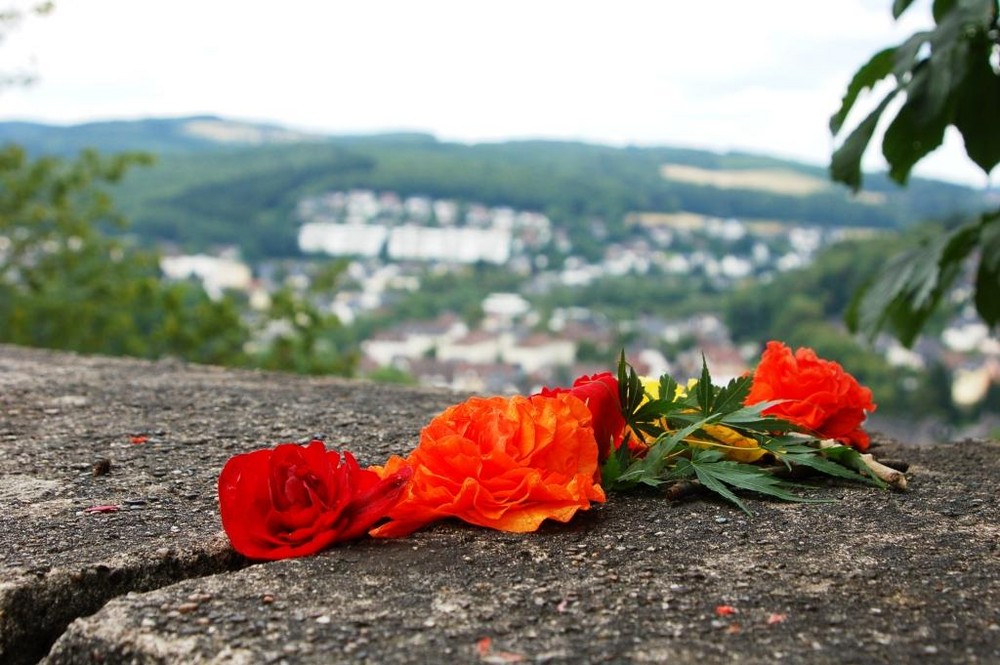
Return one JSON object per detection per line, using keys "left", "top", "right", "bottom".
{"left": 698, "top": 424, "right": 766, "bottom": 463}
{"left": 638, "top": 376, "right": 766, "bottom": 463}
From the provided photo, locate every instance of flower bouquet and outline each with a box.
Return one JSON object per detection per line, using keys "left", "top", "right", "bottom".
{"left": 218, "top": 340, "right": 902, "bottom": 560}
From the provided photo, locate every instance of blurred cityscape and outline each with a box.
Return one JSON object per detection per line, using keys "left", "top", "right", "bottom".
{"left": 160, "top": 188, "right": 1000, "bottom": 442}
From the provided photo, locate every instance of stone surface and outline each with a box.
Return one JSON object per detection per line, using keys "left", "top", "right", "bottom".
{"left": 1, "top": 344, "right": 998, "bottom": 664}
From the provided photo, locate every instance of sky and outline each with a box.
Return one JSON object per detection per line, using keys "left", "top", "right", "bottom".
{"left": 0, "top": 0, "right": 993, "bottom": 188}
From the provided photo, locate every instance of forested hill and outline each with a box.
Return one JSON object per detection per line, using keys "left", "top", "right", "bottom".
{"left": 1, "top": 116, "right": 985, "bottom": 259}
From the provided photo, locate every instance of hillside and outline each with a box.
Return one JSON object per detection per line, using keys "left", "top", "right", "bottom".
{"left": 0, "top": 116, "right": 986, "bottom": 258}
{"left": 0, "top": 116, "right": 321, "bottom": 154}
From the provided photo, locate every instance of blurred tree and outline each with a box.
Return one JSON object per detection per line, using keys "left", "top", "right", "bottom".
{"left": 0, "top": 3, "right": 356, "bottom": 375}
{"left": 248, "top": 280, "right": 355, "bottom": 375}
{"left": 831, "top": 0, "right": 999, "bottom": 346}
{"left": 0, "top": 145, "right": 251, "bottom": 364}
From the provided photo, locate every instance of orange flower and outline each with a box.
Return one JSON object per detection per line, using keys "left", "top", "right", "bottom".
{"left": 746, "top": 341, "right": 876, "bottom": 451}
{"left": 370, "top": 393, "right": 606, "bottom": 537}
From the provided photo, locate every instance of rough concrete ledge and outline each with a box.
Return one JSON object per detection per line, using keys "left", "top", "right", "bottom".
{"left": 1, "top": 344, "right": 998, "bottom": 664}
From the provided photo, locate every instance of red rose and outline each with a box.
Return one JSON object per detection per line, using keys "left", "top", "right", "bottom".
{"left": 745, "top": 341, "right": 877, "bottom": 451}
{"left": 218, "top": 440, "right": 411, "bottom": 560}
{"left": 538, "top": 372, "right": 625, "bottom": 462}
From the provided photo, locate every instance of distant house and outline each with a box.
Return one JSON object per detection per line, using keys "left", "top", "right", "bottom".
{"left": 676, "top": 341, "right": 748, "bottom": 384}
{"left": 437, "top": 331, "right": 508, "bottom": 365}
{"left": 401, "top": 358, "right": 522, "bottom": 394}
{"left": 387, "top": 226, "right": 512, "bottom": 264}
{"left": 952, "top": 365, "right": 993, "bottom": 407}
{"left": 298, "top": 222, "right": 389, "bottom": 258}
{"left": 362, "top": 331, "right": 429, "bottom": 368}
{"left": 160, "top": 253, "right": 252, "bottom": 299}
{"left": 361, "top": 314, "right": 468, "bottom": 366}
{"left": 502, "top": 334, "right": 576, "bottom": 374}
{"left": 482, "top": 292, "right": 531, "bottom": 330}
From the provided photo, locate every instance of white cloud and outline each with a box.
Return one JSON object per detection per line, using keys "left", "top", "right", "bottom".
{"left": 0, "top": 0, "right": 991, "bottom": 187}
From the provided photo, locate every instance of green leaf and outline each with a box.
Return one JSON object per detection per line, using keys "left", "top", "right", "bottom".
{"left": 696, "top": 356, "right": 712, "bottom": 416}
{"left": 691, "top": 465, "right": 752, "bottom": 515}
{"left": 820, "top": 445, "right": 887, "bottom": 488}
{"left": 712, "top": 375, "right": 752, "bottom": 414}
{"left": 892, "top": 31, "right": 932, "bottom": 80}
{"left": 778, "top": 451, "right": 885, "bottom": 487}
{"left": 710, "top": 402, "right": 796, "bottom": 431}
{"left": 974, "top": 214, "right": 1000, "bottom": 327}
{"left": 762, "top": 435, "right": 824, "bottom": 456}
{"left": 658, "top": 374, "right": 679, "bottom": 404}
{"left": 616, "top": 350, "right": 641, "bottom": 413}
{"left": 846, "top": 222, "right": 982, "bottom": 346}
{"left": 617, "top": 417, "right": 715, "bottom": 485}
{"left": 689, "top": 453, "right": 834, "bottom": 516}
{"left": 954, "top": 35, "right": 1000, "bottom": 174}
{"left": 893, "top": 0, "right": 919, "bottom": 18}
{"left": 881, "top": 42, "right": 964, "bottom": 186}
{"left": 881, "top": 95, "right": 949, "bottom": 186}
{"left": 830, "top": 91, "right": 899, "bottom": 191}
{"left": 830, "top": 47, "right": 897, "bottom": 136}
{"left": 930, "top": 0, "right": 957, "bottom": 22}
{"left": 600, "top": 435, "right": 632, "bottom": 488}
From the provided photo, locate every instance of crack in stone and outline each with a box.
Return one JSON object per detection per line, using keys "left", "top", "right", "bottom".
{"left": 1, "top": 544, "right": 248, "bottom": 665}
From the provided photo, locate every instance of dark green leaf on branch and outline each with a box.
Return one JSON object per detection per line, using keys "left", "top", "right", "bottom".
{"left": 931, "top": 0, "right": 958, "bottom": 22}
{"left": 829, "top": 47, "right": 897, "bottom": 135}
{"left": 974, "top": 214, "right": 1000, "bottom": 327}
{"left": 831, "top": 92, "right": 899, "bottom": 191}
{"left": 953, "top": 34, "right": 1000, "bottom": 174}
{"left": 893, "top": 0, "right": 919, "bottom": 18}
{"left": 846, "top": 222, "right": 981, "bottom": 346}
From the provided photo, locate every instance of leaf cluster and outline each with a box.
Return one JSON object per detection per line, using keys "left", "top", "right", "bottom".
{"left": 831, "top": 0, "right": 999, "bottom": 189}
{"left": 833, "top": 0, "right": 1000, "bottom": 346}
{"left": 602, "top": 354, "right": 884, "bottom": 515}
{"left": 847, "top": 209, "right": 1000, "bottom": 345}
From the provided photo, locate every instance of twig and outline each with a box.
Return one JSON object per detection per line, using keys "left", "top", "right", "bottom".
{"left": 664, "top": 480, "right": 700, "bottom": 501}
{"left": 819, "top": 440, "right": 908, "bottom": 490}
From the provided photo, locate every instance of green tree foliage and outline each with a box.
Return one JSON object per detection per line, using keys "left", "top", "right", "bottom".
{"left": 248, "top": 282, "right": 355, "bottom": 376}
{"left": 831, "top": 0, "right": 999, "bottom": 345}
{"left": 0, "top": 145, "right": 356, "bottom": 374}
{"left": 725, "top": 239, "right": 893, "bottom": 341}
{"left": 0, "top": 4, "right": 355, "bottom": 375}
{"left": 0, "top": 145, "right": 251, "bottom": 363}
